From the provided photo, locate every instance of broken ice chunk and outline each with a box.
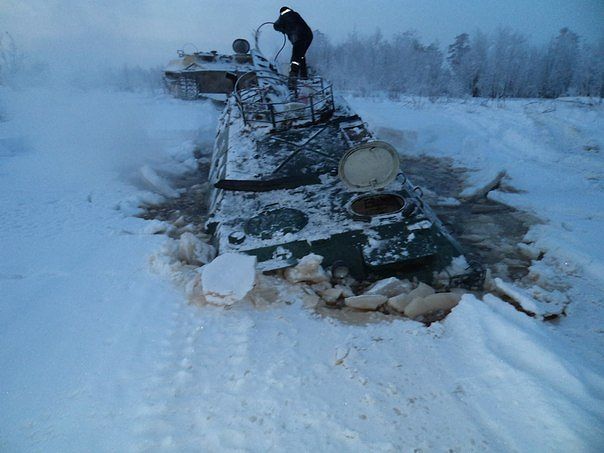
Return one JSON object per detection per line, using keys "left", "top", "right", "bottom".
{"left": 142, "top": 220, "right": 174, "bottom": 235}
{"left": 247, "top": 274, "right": 281, "bottom": 307}
{"left": 140, "top": 165, "right": 180, "bottom": 198}
{"left": 201, "top": 253, "right": 257, "bottom": 306}
{"left": 460, "top": 170, "right": 507, "bottom": 200}
{"left": 408, "top": 220, "right": 433, "bottom": 231}
{"left": 387, "top": 282, "right": 435, "bottom": 312}
{"left": 335, "top": 284, "right": 354, "bottom": 298}
{"left": 344, "top": 294, "right": 387, "bottom": 310}
{"left": 177, "top": 232, "right": 216, "bottom": 266}
{"left": 173, "top": 215, "right": 187, "bottom": 227}
{"left": 516, "top": 242, "right": 541, "bottom": 260}
{"left": 403, "top": 292, "right": 462, "bottom": 318}
{"left": 319, "top": 287, "right": 344, "bottom": 303}
{"left": 364, "top": 277, "right": 412, "bottom": 298}
{"left": 435, "top": 197, "right": 461, "bottom": 207}
{"left": 387, "top": 293, "right": 412, "bottom": 313}
{"left": 433, "top": 255, "right": 469, "bottom": 285}
{"left": 284, "top": 254, "right": 329, "bottom": 284}
{"left": 493, "top": 278, "right": 542, "bottom": 314}
{"left": 184, "top": 272, "right": 205, "bottom": 305}
{"left": 492, "top": 278, "right": 566, "bottom": 318}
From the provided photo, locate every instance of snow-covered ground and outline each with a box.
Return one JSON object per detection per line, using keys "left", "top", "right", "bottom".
{"left": 1, "top": 87, "right": 603, "bottom": 451}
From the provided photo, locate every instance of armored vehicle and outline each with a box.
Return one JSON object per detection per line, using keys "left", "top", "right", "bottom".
{"left": 164, "top": 39, "right": 277, "bottom": 100}
{"left": 205, "top": 71, "right": 483, "bottom": 287}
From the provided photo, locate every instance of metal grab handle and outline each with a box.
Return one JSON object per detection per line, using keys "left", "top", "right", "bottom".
{"left": 397, "top": 173, "right": 407, "bottom": 185}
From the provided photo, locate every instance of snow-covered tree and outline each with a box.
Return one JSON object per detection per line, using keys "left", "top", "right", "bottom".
{"left": 447, "top": 33, "right": 471, "bottom": 95}
{"left": 0, "top": 32, "right": 23, "bottom": 85}
{"left": 572, "top": 37, "right": 604, "bottom": 97}
{"left": 542, "top": 28, "right": 580, "bottom": 97}
{"left": 306, "top": 26, "right": 602, "bottom": 99}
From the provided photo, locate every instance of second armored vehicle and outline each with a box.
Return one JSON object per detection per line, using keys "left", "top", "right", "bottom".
{"left": 164, "top": 39, "right": 277, "bottom": 100}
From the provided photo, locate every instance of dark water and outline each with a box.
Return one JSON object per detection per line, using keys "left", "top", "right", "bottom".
{"left": 139, "top": 129, "right": 540, "bottom": 323}
{"left": 140, "top": 137, "right": 538, "bottom": 281}
{"left": 138, "top": 147, "right": 212, "bottom": 238}
{"left": 398, "top": 153, "right": 539, "bottom": 282}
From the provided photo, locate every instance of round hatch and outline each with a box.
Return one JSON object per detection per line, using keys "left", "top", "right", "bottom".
{"left": 350, "top": 193, "right": 406, "bottom": 217}
{"left": 232, "top": 38, "right": 251, "bottom": 54}
{"left": 338, "top": 141, "right": 399, "bottom": 191}
{"left": 244, "top": 208, "right": 308, "bottom": 240}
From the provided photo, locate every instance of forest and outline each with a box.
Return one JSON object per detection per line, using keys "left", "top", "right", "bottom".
{"left": 2, "top": 27, "right": 603, "bottom": 99}
{"left": 308, "top": 27, "right": 604, "bottom": 98}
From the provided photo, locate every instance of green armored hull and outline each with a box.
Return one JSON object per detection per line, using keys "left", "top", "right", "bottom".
{"left": 206, "top": 74, "right": 482, "bottom": 286}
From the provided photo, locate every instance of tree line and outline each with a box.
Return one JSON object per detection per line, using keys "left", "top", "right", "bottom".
{"left": 2, "top": 26, "right": 602, "bottom": 99}
{"left": 307, "top": 27, "right": 604, "bottom": 99}
{"left": 0, "top": 33, "right": 22, "bottom": 86}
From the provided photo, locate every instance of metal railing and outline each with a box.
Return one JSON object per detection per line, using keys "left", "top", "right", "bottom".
{"left": 234, "top": 72, "right": 335, "bottom": 129}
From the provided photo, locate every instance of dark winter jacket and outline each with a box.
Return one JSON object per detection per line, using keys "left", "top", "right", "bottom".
{"left": 273, "top": 8, "right": 313, "bottom": 44}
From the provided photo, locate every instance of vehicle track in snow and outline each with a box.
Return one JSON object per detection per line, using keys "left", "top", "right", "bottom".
{"left": 130, "top": 299, "right": 272, "bottom": 451}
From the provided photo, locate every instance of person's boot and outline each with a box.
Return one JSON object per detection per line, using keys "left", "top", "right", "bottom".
{"left": 288, "top": 75, "right": 297, "bottom": 92}
{"left": 288, "top": 62, "right": 300, "bottom": 92}
{"left": 300, "top": 58, "right": 308, "bottom": 80}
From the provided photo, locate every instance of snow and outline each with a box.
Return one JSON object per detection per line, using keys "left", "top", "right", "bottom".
{"left": 1, "top": 86, "right": 603, "bottom": 451}
{"left": 201, "top": 253, "right": 257, "bottom": 305}
{"left": 353, "top": 96, "right": 604, "bottom": 287}
{"left": 0, "top": 86, "right": 219, "bottom": 450}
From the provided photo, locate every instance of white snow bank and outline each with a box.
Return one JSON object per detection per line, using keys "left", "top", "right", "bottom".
{"left": 460, "top": 169, "right": 507, "bottom": 199}
{"left": 445, "top": 294, "right": 604, "bottom": 421}
{"left": 354, "top": 96, "right": 604, "bottom": 293}
{"left": 201, "top": 253, "right": 257, "bottom": 306}
{"left": 5, "top": 86, "right": 604, "bottom": 451}
{"left": 0, "top": 87, "right": 221, "bottom": 451}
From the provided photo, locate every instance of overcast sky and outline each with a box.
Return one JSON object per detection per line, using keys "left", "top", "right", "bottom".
{"left": 2, "top": 0, "right": 603, "bottom": 70}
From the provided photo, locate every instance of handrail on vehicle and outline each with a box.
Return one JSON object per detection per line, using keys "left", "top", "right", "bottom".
{"left": 233, "top": 71, "right": 335, "bottom": 128}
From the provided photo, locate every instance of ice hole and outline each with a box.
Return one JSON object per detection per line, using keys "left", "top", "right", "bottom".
{"left": 350, "top": 193, "right": 406, "bottom": 217}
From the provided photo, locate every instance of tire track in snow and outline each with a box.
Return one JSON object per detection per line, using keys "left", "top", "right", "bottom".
{"left": 130, "top": 296, "right": 186, "bottom": 450}
{"left": 130, "top": 300, "right": 263, "bottom": 451}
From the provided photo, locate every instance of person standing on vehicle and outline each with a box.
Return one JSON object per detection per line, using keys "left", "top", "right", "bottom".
{"left": 273, "top": 6, "right": 313, "bottom": 84}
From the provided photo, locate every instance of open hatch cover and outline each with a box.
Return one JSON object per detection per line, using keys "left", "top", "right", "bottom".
{"left": 338, "top": 141, "right": 400, "bottom": 191}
